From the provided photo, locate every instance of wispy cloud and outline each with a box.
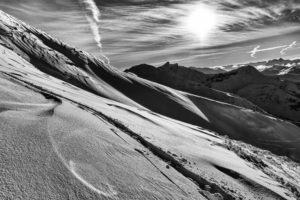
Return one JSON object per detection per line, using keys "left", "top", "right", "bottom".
{"left": 96, "top": 0, "right": 300, "bottom": 67}
{"left": 152, "top": 51, "right": 231, "bottom": 66}
{"left": 2, "top": 0, "right": 300, "bottom": 68}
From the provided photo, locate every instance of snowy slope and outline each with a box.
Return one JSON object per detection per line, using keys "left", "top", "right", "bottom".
{"left": 0, "top": 10, "right": 300, "bottom": 199}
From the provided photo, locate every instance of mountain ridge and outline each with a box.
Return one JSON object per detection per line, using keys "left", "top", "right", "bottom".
{"left": 126, "top": 62, "right": 300, "bottom": 124}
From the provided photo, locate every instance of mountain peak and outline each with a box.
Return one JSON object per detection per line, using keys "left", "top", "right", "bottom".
{"left": 235, "top": 65, "right": 260, "bottom": 75}
{"left": 160, "top": 61, "right": 179, "bottom": 69}
{"left": 125, "top": 63, "right": 156, "bottom": 72}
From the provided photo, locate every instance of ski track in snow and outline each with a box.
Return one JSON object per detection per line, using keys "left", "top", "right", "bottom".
{"left": 69, "top": 161, "right": 118, "bottom": 198}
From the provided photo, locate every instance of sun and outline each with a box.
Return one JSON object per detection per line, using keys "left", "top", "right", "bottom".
{"left": 185, "top": 4, "right": 218, "bottom": 41}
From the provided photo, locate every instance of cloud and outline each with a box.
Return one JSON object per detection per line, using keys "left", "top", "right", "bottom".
{"left": 152, "top": 51, "right": 231, "bottom": 65}
{"left": 5, "top": 0, "right": 300, "bottom": 68}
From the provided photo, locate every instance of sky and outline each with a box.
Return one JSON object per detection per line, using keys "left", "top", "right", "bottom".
{"left": 1, "top": 0, "right": 300, "bottom": 69}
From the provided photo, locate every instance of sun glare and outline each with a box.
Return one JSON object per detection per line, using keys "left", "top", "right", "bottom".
{"left": 186, "top": 4, "right": 218, "bottom": 41}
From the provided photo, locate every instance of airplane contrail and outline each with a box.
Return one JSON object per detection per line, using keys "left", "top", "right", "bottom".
{"left": 249, "top": 45, "right": 260, "bottom": 58}
{"left": 249, "top": 42, "right": 297, "bottom": 58}
{"left": 81, "top": 0, "right": 110, "bottom": 64}
{"left": 280, "top": 41, "right": 297, "bottom": 55}
{"left": 82, "top": 0, "right": 100, "bottom": 23}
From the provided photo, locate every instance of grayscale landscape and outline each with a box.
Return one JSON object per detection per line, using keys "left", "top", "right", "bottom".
{"left": 0, "top": 1, "right": 299, "bottom": 199}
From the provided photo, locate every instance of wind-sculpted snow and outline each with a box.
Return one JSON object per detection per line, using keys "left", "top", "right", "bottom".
{"left": 0, "top": 10, "right": 300, "bottom": 199}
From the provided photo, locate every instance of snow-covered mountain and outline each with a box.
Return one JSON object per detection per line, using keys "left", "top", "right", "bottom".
{"left": 224, "top": 58, "right": 300, "bottom": 72}
{"left": 0, "top": 10, "right": 300, "bottom": 200}
{"left": 223, "top": 58, "right": 300, "bottom": 82}
{"left": 126, "top": 62, "right": 264, "bottom": 112}
{"left": 206, "top": 66, "right": 300, "bottom": 122}
{"left": 127, "top": 62, "right": 300, "bottom": 124}
{"left": 259, "top": 63, "right": 300, "bottom": 82}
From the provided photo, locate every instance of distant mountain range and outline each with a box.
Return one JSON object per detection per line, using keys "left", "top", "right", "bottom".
{"left": 125, "top": 62, "right": 263, "bottom": 112}
{"left": 164, "top": 58, "right": 300, "bottom": 82}
{"left": 224, "top": 58, "right": 300, "bottom": 82}
{"left": 126, "top": 61, "right": 300, "bottom": 124}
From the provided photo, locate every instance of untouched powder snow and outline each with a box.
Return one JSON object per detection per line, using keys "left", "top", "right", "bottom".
{"left": 0, "top": 10, "right": 299, "bottom": 199}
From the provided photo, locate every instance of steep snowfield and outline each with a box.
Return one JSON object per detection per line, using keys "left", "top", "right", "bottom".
{"left": 0, "top": 10, "right": 300, "bottom": 199}
{"left": 0, "top": 76, "right": 204, "bottom": 199}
